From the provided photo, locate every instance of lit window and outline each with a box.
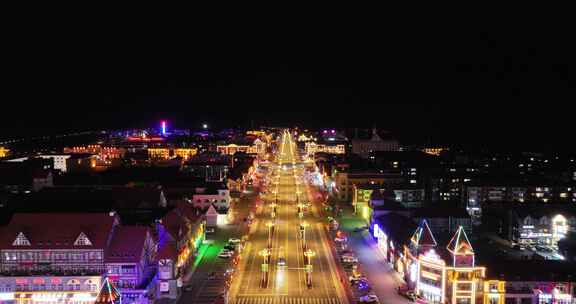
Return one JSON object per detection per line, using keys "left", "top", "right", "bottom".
{"left": 410, "top": 180, "right": 417, "bottom": 184}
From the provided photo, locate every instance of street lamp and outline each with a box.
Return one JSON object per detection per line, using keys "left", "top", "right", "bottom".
{"left": 303, "top": 249, "right": 316, "bottom": 288}
{"left": 266, "top": 221, "right": 275, "bottom": 248}
{"left": 300, "top": 221, "right": 309, "bottom": 250}
{"left": 297, "top": 202, "right": 305, "bottom": 218}
{"left": 259, "top": 248, "right": 271, "bottom": 288}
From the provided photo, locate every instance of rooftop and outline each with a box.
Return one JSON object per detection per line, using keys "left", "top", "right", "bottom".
{"left": 106, "top": 226, "right": 149, "bottom": 263}
{"left": 0, "top": 213, "right": 117, "bottom": 250}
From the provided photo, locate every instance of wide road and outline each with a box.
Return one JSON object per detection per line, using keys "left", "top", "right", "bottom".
{"left": 230, "top": 130, "right": 347, "bottom": 304}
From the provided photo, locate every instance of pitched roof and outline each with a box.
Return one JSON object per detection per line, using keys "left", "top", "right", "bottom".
{"left": 446, "top": 226, "right": 474, "bottom": 255}
{"left": 410, "top": 220, "right": 437, "bottom": 247}
{"left": 106, "top": 226, "right": 149, "bottom": 263}
{"left": 0, "top": 213, "right": 117, "bottom": 250}
{"left": 157, "top": 232, "right": 178, "bottom": 260}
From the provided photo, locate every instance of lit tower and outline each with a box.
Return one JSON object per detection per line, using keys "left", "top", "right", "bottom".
{"left": 445, "top": 226, "right": 485, "bottom": 304}
{"left": 407, "top": 219, "right": 437, "bottom": 289}
{"left": 161, "top": 120, "right": 167, "bottom": 136}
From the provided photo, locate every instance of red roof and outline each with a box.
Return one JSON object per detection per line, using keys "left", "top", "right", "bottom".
{"left": 106, "top": 226, "right": 149, "bottom": 263}
{"left": 157, "top": 233, "right": 178, "bottom": 260}
{"left": 0, "top": 213, "right": 117, "bottom": 250}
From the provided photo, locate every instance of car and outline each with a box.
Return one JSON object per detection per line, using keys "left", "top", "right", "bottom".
{"left": 228, "top": 238, "right": 242, "bottom": 244}
{"left": 359, "top": 294, "right": 379, "bottom": 303}
{"left": 205, "top": 227, "right": 215, "bottom": 233}
{"left": 277, "top": 257, "right": 286, "bottom": 267}
{"left": 218, "top": 249, "right": 233, "bottom": 258}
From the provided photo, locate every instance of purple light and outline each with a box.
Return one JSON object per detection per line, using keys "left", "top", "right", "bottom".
{"left": 161, "top": 120, "right": 167, "bottom": 135}
{"left": 331, "top": 129, "right": 335, "bottom": 134}
{"left": 323, "top": 130, "right": 327, "bottom": 134}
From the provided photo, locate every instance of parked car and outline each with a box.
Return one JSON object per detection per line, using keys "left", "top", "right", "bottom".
{"left": 359, "top": 294, "right": 379, "bottom": 303}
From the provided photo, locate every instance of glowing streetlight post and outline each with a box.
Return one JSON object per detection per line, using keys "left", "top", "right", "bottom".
{"left": 260, "top": 248, "right": 270, "bottom": 288}
{"left": 269, "top": 203, "right": 277, "bottom": 219}
{"left": 266, "top": 221, "right": 275, "bottom": 249}
{"left": 297, "top": 202, "right": 305, "bottom": 219}
{"left": 300, "top": 221, "right": 309, "bottom": 250}
{"left": 304, "top": 249, "right": 315, "bottom": 288}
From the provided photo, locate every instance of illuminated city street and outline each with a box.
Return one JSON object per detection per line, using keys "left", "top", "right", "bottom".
{"left": 229, "top": 131, "right": 347, "bottom": 304}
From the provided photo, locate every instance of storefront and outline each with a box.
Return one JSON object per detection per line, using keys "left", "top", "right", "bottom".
{"left": 416, "top": 249, "right": 446, "bottom": 304}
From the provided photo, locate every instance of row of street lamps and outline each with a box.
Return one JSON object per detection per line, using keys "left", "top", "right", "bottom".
{"left": 260, "top": 130, "right": 315, "bottom": 289}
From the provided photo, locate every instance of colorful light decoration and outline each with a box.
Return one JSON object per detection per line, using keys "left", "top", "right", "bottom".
{"left": 95, "top": 277, "right": 121, "bottom": 304}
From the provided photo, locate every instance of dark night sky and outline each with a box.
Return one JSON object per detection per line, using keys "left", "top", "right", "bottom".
{"left": 1, "top": 26, "right": 574, "bottom": 150}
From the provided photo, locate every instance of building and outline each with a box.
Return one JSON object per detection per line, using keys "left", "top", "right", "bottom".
{"left": 0, "top": 212, "right": 157, "bottom": 304}
{"left": 0, "top": 160, "right": 54, "bottom": 193}
{"left": 411, "top": 207, "right": 473, "bottom": 236}
{"left": 5, "top": 154, "right": 97, "bottom": 173}
{"left": 189, "top": 183, "right": 231, "bottom": 210}
{"left": 64, "top": 145, "right": 125, "bottom": 167}
{"left": 334, "top": 172, "right": 404, "bottom": 201}
{"left": 305, "top": 142, "right": 346, "bottom": 156}
{"left": 105, "top": 226, "right": 157, "bottom": 303}
{"left": 8, "top": 186, "right": 168, "bottom": 225}
{"left": 147, "top": 148, "right": 198, "bottom": 160}
{"left": 0, "top": 147, "right": 9, "bottom": 158}
{"left": 216, "top": 138, "right": 266, "bottom": 156}
{"left": 156, "top": 202, "right": 205, "bottom": 300}
{"left": 373, "top": 218, "right": 487, "bottom": 304}
{"left": 465, "top": 181, "right": 575, "bottom": 220}
{"left": 393, "top": 185, "right": 426, "bottom": 206}
{"left": 508, "top": 204, "right": 576, "bottom": 248}
{"left": 483, "top": 261, "right": 576, "bottom": 304}
{"left": 351, "top": 128, "right": 400, "bottom": 158}
{"left": 183, "top": 152, "right": 231, "bottom": 182}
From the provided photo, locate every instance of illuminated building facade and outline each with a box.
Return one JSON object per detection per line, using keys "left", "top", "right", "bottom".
{"left": 147, "top": 148, "right": 198, "bottom": 160}
{"left": 0, "top": 147, "right": 9, "bottom": 158}
{"left": 334, "top": 172, "right": 403, "bottom": 201}
{"left": 509, "top": 206, "right": 575, "bottom": 247}
{"left": 0, "top": 213, "right": 157, "bottom": 304}
{"left": 305, "top": 142, "right": 346, "bottom": 156}
{"left": 156, "top": 202, "right": 205, "bottom": 300}
{"left": 351, "top": 128, "right": 400, "bottom": 158}
{"left": 423, "top": 147, "right": 448, "bottom": 156}
{"left": 483, "top": 261, "right": 576, "bottom": 304}
{"left": 217, "top": 139, "right": 266, "bottom": 156}
{"left": 374, "top": 218, "right": 487, "bottom": 304}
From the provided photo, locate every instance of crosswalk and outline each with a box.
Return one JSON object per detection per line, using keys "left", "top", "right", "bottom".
{"left": 233, "top": 297, "right": 341, "bottom": 304}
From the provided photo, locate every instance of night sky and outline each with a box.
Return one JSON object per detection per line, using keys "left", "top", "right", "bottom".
{"left": 1, "top": 28, "right": 574, "bottom": 150}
